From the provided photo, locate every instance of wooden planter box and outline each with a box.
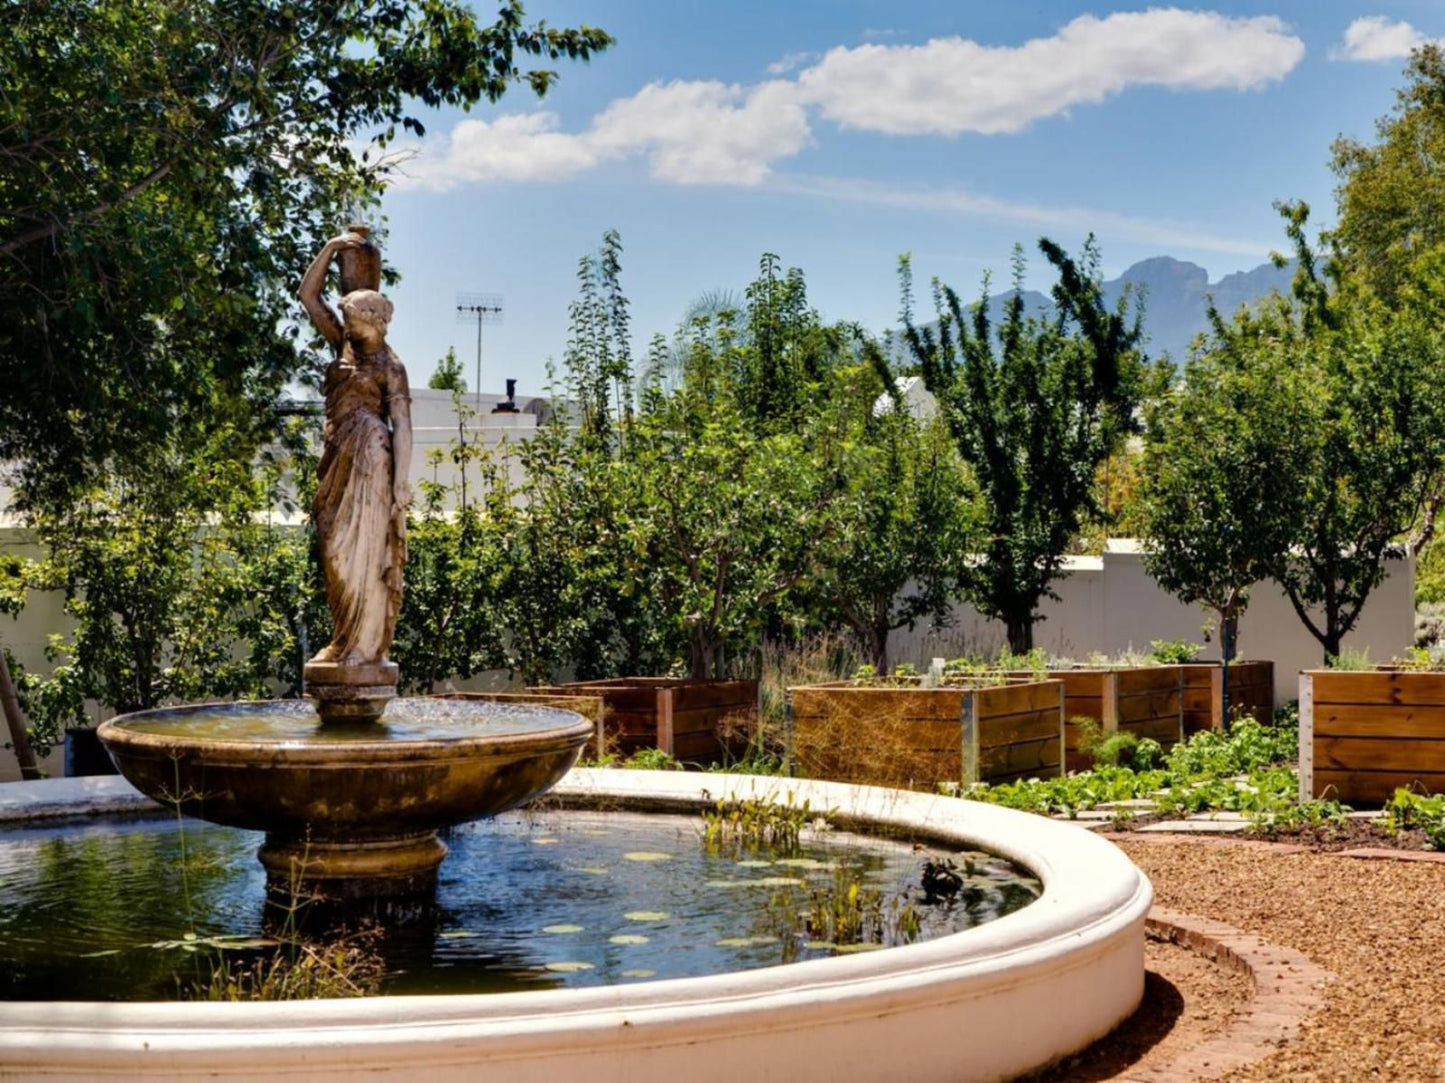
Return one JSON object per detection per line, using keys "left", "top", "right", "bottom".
{"left": 529, "top": 678, "right": 758, "bottom": 763}
{"left": 1300, "top": 669, "right": 1445, "bottom": 804}
{"left": 430, "top": 691, "right": 605, "bottom": 755}
{"left": 787, "top": 677, "right": 1065, "bottom": 790}
{"left": 1180, "top": 661, "right": 1275, "bottom": 735}
{"left": 1006, "top": 666, "right": 1185, "bottom": 772}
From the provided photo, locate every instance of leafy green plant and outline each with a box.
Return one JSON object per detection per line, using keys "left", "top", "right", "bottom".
{"left": 701, "top": 794, "right": 821, "bottom": 853}
{"left": 1149, "top": 640, "right": 1202, "bottom": 664}
{"left": 623, "top": 748, "right": 684, "bottom": 772}
{"left": 1326, "top": 648, "right": 1375, "bottom": 671}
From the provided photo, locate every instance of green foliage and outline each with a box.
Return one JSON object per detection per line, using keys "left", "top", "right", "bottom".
{"left": 1087, "top": 732, "right": 1163, "bottom": 771}
{"left": 17, "top": 421, "right": 313, "bottom": 745}
{"left": 1148, "top": 640, "right": 1202, "bottom": 664}
{"left": 1136, "top": 314, "right": 1308, "bottom": 664}
{"left": 0, "top": 0, "right": 611, "bottom": 507}
{"left": 427, "top": 347, "right": 467, "bottom": 393}
{"left": 1330, "top": 45, "right": 1445, "bottom": 302}
{"left": 1382, "top": 788, "right": 1445, "bottom": 850}
{"left": 1326, "top": 647, "right": 1375, "bottom": 671}
{"left": 701, "top": 795, "right": 816, "bottom": 852}
{"left": 623, "top": 748, "right": 683, "bottom": 772}
{"left": 1260, "top": 206, "right": 1445, "bottom": 661}
{"left": 897, "top": 239, "right": 1152, "bottom": 651}
{"left": 966, "top": 714, "right": 1312, "bottom": 829}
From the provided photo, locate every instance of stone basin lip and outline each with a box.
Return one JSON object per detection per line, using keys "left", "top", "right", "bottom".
{"left": 97, "top": 698, "right": 596, "bottom": 765}
{"left": 0, "top": 769, "right": 1152, "bottom": 1083}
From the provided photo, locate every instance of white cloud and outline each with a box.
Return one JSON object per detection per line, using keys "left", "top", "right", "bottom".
{"left": 392, "top": 112, "right": 597, "bottom": 191}
{"left": 390, "top": 10, "right": 1307, "bottom": 192}
{"left": 769, "top": 174, "right": 1274, "bottom": 258}
{"left": 588, "top": 80, "right": 811, "bottom": 185}
{"left": 767, "top": 50, "right": 817, "bottom": 75}
{"left": 1331, "top": 16, "right": 1431, "bottom": 62}
{"left": 794, "top": 9, "right": 1304, "bottom": 135}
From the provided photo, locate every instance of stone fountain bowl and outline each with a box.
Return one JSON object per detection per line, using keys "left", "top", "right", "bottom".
{"left": 97, "top": 698, "right": 593, "bottom": 882}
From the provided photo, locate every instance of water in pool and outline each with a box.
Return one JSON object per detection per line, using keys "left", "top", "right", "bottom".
{"left": 0, "top": 809, "right": 1040, "bottom": 1000}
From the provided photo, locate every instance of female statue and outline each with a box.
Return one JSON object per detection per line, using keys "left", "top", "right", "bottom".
{"left": 298, "top": 231, "right": 412, "bottom": 673}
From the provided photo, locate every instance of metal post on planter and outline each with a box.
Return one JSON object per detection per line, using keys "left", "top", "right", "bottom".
{"left": 960, "top": 690, "right": 979, "bottom": 789}
{"left": 783, "top": 692, "right": 796, "bottom": 777}
{"left": 1298, "top": 672, "right": 1314, "bottom": 804}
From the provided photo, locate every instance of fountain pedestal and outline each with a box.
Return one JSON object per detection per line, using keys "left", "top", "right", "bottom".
{"left": 303, "top": 659, "right": 399, "bottom": 722}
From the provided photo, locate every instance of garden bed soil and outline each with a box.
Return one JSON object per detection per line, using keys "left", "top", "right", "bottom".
{"left": 1115, "top": 838, "right": 1445, "bottom": 1080}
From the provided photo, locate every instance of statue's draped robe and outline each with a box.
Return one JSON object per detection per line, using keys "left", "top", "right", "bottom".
{"left": 312, "top": 352, "right": 406, "bottom": 664}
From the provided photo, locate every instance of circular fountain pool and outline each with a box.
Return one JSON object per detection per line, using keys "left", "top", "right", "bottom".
{"left": 0, "top": 808, "right": 1039, "bottom": 1000}
{"left": 0, "top": 770, "right": 1151, "bottom": 1082}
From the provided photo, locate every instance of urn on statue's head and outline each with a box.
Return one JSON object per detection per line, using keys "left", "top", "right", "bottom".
{"left": 337, "top": 223, "right": 382, "bottom": 294}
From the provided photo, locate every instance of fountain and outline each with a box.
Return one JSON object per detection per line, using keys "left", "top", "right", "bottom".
{"left": 0, "top": 231, "right": 1152, "bottom": 1081}
{"left": 97, "top": 228, "right": 592, "bottom": 901}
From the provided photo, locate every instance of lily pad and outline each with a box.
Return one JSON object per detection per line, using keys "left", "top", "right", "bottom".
{"left": 774, "top": 858, "right": 834, "bottom": 870}
{"left": 622, "top": 851, "right": 671, "bottom": 862}
{"left": 804, "top": 940, "right": 837, "bottom": 951}
{"left": 608, "top": 934, "right": 649, "bottom": 945}
{"left": 735, "top": 859, "right": 772, "bottom": 868}
{"left": 833, "top": 942, "right": 887, "bottom": 954}
{"left": 438, "top": 930, "right": 475, "bottom": 940}
{"left": 620, "top": 968, "right": 656, "bottom": 978}
{"left": 622, "top": 910, "right": 669, "bottom": 922}
{"left": 754, "top": 877, "right": 806, "bottom": 887}
{"left": 543, "top": 961, "right": 595, "bottom": 973}
{"left": 543, "top": 924, "right": 584, "bottom": 934}
{"left": 532, "top": 837, "right": 560, "bottom": 846}
{"left": 715, "top": 935, "right": 780, "bottom": 948}
{"left": 575, "top": 866, "right": 610, "bottom": 876}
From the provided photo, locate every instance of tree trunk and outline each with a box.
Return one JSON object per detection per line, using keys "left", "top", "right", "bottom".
{"left": 1004, "top": 614, "right": 1033, "bottom": 654}
{"left": 1219, "top": 610, "right": 1238, "bottom": 729}
{"left": 0, "top": 649, "right": 42, "bottom": 780}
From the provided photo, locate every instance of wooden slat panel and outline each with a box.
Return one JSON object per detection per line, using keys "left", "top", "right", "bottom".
{"left": 1115, "top": 666, "right": 1183, "bottom": 696}
{"left": 669, "top": 706, "right": 755, "bottom": 737}
{"left": 672, "top": 732, "right": 725, "bottom": 762}
{"left": 979, "top": 709, "right": 1059, "bottom": 749}
{"left": 1116, "top": 691, "right": 1182, "bottom": 725}
{"left": 790, "top": 688, "right": 964, "bottom": 722}
{"left": 671, "top": 681, "right": 758, "bottom": 712}
{"left": 1312, "top": 769, "right": 1445, "bottom": 804}
{"left": 1316, "top": 736, "right": 1445, "bottom": 772}
{"left": 1048, "top": 671, "right": 1109, "bottom": 696}
{"left": 980, "top": 737, "right": 1061, "bottom": 778}
{"left": 1118, "top": 718, "right": 1183, "bottom": 745}
{"left": 1314, "top": 704, "right": 1445, "bottom": 739}
{"left": 1310, "top": 671, "right": 1445, "bottom": 706}
{"left": 977, "top": 680, "right": 1062, "bottom": 718}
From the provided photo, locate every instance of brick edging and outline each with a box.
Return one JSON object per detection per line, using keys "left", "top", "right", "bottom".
{"left": 1116, "top": 907, "right": 1332, "bottom": 1082}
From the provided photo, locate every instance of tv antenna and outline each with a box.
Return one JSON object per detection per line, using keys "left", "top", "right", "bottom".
{"left": 455, "top": 292, "right": 504, "bottom": 410}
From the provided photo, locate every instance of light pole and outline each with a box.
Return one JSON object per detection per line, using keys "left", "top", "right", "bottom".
{"left": 455, "top": 292, "right": 504, "bottom": 411}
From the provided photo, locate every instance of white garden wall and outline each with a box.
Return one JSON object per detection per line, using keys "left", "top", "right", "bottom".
{"left": 888, "top": 539, "right": 1415, "bottom": 710}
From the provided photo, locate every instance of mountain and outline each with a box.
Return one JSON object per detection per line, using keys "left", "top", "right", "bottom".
{"left": 892, "top": 256, "right": 1295, "bottom": 366}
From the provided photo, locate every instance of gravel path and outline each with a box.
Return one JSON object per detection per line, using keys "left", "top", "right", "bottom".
{"left": 1119, "top": 839, "right": 1445, "bottom": 1081}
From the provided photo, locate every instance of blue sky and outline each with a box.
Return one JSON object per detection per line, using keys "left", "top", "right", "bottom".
{"left": 373, "top": 3, "right": 1441, "bottom": 394}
